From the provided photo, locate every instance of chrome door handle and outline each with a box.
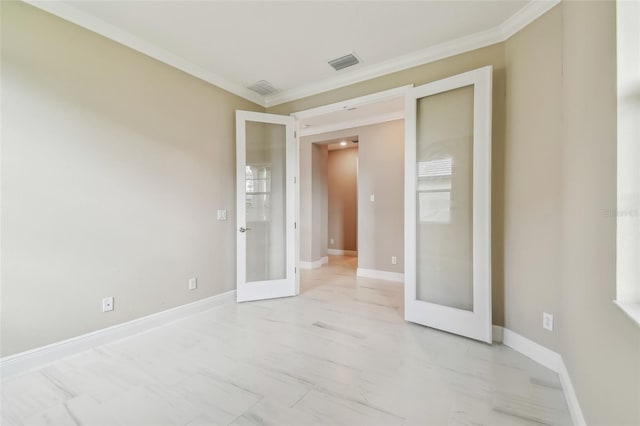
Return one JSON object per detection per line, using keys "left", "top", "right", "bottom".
{"left": 239, "top": 227, "right": 251, "bottom": 233}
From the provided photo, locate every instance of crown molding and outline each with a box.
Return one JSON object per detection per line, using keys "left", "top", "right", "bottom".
{"left": 264, "top": 26, "right": 503, "bottom": 107}
{"left": 24, "top": 0, "right": 266, "bottom": 107}
{"left": 264, "top": 0, "right": 560, "bottom": 107}
{"left": 25, "top": 0, "right": 560, "bottom": 109}
{"left": 499, "top": 0, "right": 560, "bottom": 40}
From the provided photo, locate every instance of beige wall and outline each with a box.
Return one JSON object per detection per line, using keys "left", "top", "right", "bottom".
{"left": 0, "top": 2, "right": 262, "bottom": 356}
{"left": 311, "top": 144, "right": 328, "bottom": 261}
{"left": 298, "top": 142, "right": 328, "bottom": 263}
{"left": 504, "top": 4, "right": 563, "bottom": 352}
{"left": 357, "top": 121, "right": 404, "bottom": 273}
{"left": 298, "top": 139, "right": 313, "bottom": 262}
{"left": 506, "top": 3, "right": 639, "bottom": 424}
{"left": 271, "top": 45, "right": 507, "bottom": 325}
{"left": 302, "top": 120, "right": 404, "bottom": 274}
{"left": 560, "top": 2, "right": 640, "bottom": 425}
{"left": 327, "top": 148, "right": 358, "bottom": 252}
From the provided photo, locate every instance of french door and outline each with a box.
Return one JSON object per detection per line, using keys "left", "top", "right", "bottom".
{"left": 404, "top": 66, "right": 493, "bottom": 343}
{"left": 235, "top": 111, "right": 296, "bottom": 302}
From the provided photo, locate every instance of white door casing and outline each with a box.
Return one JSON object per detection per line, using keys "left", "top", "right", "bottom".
{"left": 404, "top": 66, "right": 493, "bottom": 343}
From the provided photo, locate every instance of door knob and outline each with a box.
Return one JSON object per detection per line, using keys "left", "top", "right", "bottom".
{"left": 239, "top": 227, "right": 251, "bottom": 233}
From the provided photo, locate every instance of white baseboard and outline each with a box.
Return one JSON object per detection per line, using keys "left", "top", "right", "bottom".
{"left": 491, "top": 325, "right": 504, "bottom": 342}
{"left": 500, "top": 327, "right": 586, "bottom": 426}
{"left": 357, "top": 268, "right": 404, "bottom": 283}
{"left": 0, "top": 290, "right": 236, "bottom": 378}
{"left": 327, "top": 249, "right": 358, "bottom": 256}
{"left": 299, "top": 256, "right": 328, "bottom": 270}
{"left": 502, "top": 328, "right": 562, "bottom": 371}
{"left": 557, "top": 359, "right": 587, "bottom": 426}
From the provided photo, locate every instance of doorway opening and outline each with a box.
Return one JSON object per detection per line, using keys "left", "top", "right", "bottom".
{"left": 235, "top": 67, "right": 493, "bottom": 343}
{"left": 301, "top": 135, "right": 361, "bottom": 283}
{"left": 326, "top": 138, "right": 359, "bottom": 264}
{"left": 293, "top": 87, "right": 407, "bottom": 287}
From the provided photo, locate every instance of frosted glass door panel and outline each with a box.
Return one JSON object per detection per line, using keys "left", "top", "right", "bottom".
{"left": 245, "top": 120, "right": 286, "bottom": 282}
{"left": 416, "top": 85, "right": 474, "bottom": 311}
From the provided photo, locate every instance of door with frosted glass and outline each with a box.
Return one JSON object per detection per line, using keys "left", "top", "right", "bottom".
{"left": 404, "top": 66, "right": 492, "bottom": 343}
{"left": 236, "top": 111, "right": 296, "bottom": 302}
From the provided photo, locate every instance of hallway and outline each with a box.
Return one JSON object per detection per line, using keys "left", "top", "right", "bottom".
{"left": 1, "top": 256, "right": 571, "bottom": 425}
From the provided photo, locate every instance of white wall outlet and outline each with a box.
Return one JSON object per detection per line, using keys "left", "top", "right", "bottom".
{"left": 102, "top": 297, "right": 114, "bottom": 312}
{"left": 189, "top": 277, "right": 197, "bottom": 290}
{"left": 330, "top": 238, "right": 334, "bottom": 245}
{"left": 216, "top": 209, "right": 227, "bottom": 221}
{"left": 370, "top": 194, "right": 375, "bottom": 202}
{"left": 391, "top": 256, "right": 397, "bottom": 265}
{"left": 543, "top": 312, "right": 554, "bottom": 331}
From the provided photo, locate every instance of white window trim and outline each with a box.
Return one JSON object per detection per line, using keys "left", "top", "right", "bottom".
{"left": 614, "top": 0, "right": 640, "bottom": 326}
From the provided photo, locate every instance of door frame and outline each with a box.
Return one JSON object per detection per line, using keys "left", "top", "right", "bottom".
{"left": 290, "top": 85, "right": 411, "bottom": 280}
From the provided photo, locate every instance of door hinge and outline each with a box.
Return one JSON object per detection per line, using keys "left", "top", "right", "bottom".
{"left": 294, "top": 267, "right": 297, "bottom": 274}
{"left": 294, "top": 131, "right": 297, "bottom": 138}
{"left": 293, "top": 176, "right": 297, "bottom": 184}
{"left": 294, "top": 221, "right": 297, "bottom": 229}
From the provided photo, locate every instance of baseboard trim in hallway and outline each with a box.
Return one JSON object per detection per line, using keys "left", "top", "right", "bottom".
{"left": 357, "top": 268, "right": 404, "bottom": 283}
{"left": 299, "top": 256, "right": 329, "bottom": 270}
{"left": 327, "top": 249, "right": 357, "bottom": 256}
{"left": 0, "top": 290, "right": 236, "bottom": 379}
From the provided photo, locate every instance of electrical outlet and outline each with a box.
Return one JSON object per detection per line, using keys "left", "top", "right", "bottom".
{"left": 189, "top": 277, "right": 197, "bottom": 290}
{"left": 330, "top": 238, "right": 334, "bottom": 245}
{"left": 543, "top": 312, "right": 554, "bottom": 331}
{"left": 391, "top": 256, "right": 397, "bottom": 265}
{"left": 102, "top": 297, "right": 114, "bottom": 312}
{"left": 370, "top": 194, "right": 375, "bottom": 202}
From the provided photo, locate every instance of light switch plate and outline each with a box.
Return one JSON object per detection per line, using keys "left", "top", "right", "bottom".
{"left": 217, "top": 209, "right": 227, "bottom": 221}
{"left": 189, "top": 277, "right": 197, "bottom": 290}
{"left": 543, "top": 312, "right": 554, "bottom": 331}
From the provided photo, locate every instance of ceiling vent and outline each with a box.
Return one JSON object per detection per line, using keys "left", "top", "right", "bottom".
{"left": 328, "top": 53, "right": 360, "bottom": 71}
{"left": 248, "top": 80, "right": 278, "bottom": 95}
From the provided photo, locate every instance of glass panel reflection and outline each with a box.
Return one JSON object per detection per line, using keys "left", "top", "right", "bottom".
{"left": 416, "top": 85, "right": 474, "bottom": 311}
{"left": 245, "top": 121, "right": 286, "bottom": 282}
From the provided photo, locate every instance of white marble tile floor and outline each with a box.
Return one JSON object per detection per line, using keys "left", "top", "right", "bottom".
{"left": 1, "top": 256, "right": 572, "bottom": 425}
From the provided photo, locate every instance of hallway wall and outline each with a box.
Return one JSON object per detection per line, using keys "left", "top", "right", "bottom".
{"left": 327, "top": 147, "right": 358, "bottom": 252}
{"left": 301, "top": 120, "right": 404, "bottom": 275}
{"left": 311, "top": 144, "right": 328, "bottom": 262}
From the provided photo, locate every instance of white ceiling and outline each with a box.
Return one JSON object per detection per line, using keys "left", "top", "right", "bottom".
{"left": 29, "top": 0, "right": 558, "bottom": 107}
